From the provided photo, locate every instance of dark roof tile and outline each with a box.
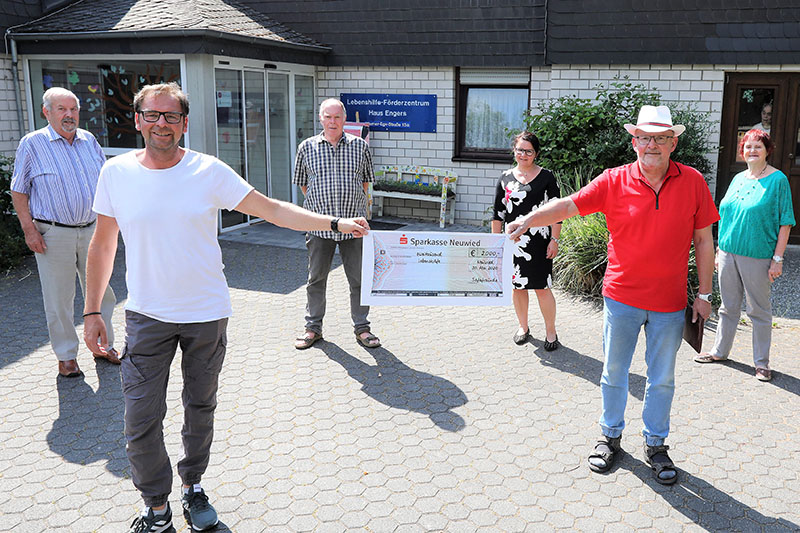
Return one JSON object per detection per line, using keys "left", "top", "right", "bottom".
{"left": 10, "top": 0, "right": 323, "bottom": 48}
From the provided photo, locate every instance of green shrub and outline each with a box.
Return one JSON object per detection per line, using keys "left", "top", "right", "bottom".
{"left": 523, "top": 79, "right": 717, "bottom": 186}
{"left": 553, "top": 213, "right": 608, "bottom": 299}
{"left": 0, "top": 154, "right": 14, "bottom": 215}
{"left": 0, "top": 155, "right": 30, "bottom": 272}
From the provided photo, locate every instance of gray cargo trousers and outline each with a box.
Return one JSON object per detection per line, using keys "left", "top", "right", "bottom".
{"left": 121, "top": 310, "right": 228, "bottom": 507}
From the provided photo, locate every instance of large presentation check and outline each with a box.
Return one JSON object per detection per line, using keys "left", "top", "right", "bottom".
{"left": 361, "top": 231, "right": 513, "bottom": 306}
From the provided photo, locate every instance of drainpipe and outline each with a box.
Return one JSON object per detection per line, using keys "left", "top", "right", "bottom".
{"left": 9, "top": 34, "right": 26, "bottom": 139}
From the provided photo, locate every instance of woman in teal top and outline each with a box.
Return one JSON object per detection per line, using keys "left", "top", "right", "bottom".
{"left": 695, "top": 129, "right": 795, "bottom": 382}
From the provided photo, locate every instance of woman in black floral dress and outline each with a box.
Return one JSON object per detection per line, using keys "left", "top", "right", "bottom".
{"left": 491, "top": 131, "right": 561, "bottom": 349}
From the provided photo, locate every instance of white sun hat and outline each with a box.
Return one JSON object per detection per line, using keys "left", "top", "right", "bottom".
{"left": 624, "top": 105, "right": 686, "bottom": 136}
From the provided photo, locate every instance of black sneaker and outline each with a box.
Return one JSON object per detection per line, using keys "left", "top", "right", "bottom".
{"left": 129, "top": 504, "right": 175, "bottom": 533}
{"left": 182, "top": 486, "right": 219, "bottom": 531}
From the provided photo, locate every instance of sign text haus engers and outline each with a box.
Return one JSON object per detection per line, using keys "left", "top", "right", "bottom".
{"left": 341, "top": 93, "right": 437, "bottom": 133}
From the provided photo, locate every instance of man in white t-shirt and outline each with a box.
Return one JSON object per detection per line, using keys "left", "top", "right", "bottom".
{"left": 82, "top": 83, "right": 369, "bottom": 533}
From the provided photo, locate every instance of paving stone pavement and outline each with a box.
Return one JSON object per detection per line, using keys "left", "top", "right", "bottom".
{"left": 1, "top": 220, "right": 799, "bottom": 532}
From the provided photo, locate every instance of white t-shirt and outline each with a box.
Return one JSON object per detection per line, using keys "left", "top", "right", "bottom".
{"left": 94, "top": 150, "right": 254, "bottom": 323}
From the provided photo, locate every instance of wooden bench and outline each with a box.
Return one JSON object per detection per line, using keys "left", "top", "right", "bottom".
{"left": 369, "top": 165, "right": 458, "bottom": 228}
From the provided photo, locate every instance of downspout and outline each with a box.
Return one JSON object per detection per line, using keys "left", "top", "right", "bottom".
{"left": 542, "top": 0, "right": 549, "bottom": 66}
{"left": 8, "top": 33, "right": 26, "bottom": 139}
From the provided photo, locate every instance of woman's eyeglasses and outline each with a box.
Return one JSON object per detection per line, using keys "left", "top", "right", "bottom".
{"left": 514, "top": 148, "right": 535, "bottom": 156}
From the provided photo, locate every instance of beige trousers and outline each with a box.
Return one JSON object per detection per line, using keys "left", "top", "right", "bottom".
{"left": 33, "top": 220, "right": 116, "bottom": 362}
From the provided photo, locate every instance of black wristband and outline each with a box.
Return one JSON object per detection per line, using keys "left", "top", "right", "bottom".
{"left": 82, "top": 311, "right": 102, "bottom": 317}
{"left": 331, "top": 217, "right": 341, "bottom": 233}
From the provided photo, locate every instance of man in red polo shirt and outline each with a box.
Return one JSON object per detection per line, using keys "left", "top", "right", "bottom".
{"left": 508, "top": 105, "right": 718, "bottom": 485}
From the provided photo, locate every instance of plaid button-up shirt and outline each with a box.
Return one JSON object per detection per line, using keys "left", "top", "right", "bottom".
{"left": 293, "top": 132, "right": 374, "bottom": 241}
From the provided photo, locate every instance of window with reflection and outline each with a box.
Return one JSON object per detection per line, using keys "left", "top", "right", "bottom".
{"left": 455, "top": 68, "right": 529, "bottom": 162}
{"left": 28, "top": 59, "right": 181, "bottom": 150}
{"left": 736, "top": 88, "right": 774, "bottom": 162}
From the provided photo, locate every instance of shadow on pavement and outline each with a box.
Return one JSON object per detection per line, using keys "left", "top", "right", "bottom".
{"left": 531, "top": 341, "right": 647, "bottom": 401}
{"left": 320, "top": 341, "right": 467, "bottom": 432}
{"left": 624, "top": 457, "right": 799, "bottom": 531}
{"left": 221, "top": 241, "right": 310, "bottom": 295}
{"left": 46, "top": 358, "right": 127, "bottom": 478}
{"left": 713, "top": 358, "right": 800, "bottom": 396}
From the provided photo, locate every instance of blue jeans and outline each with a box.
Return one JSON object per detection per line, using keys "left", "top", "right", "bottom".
{"left": 600, "top": 297, "right": 685, "bottom": 446}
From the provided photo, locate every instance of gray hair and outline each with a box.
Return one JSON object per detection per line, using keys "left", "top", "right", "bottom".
{"left": 318, "top": 98, "right": 346, "bottom": 117}
{"left": 42, "top": 87, "right": 79, "bottom": 111}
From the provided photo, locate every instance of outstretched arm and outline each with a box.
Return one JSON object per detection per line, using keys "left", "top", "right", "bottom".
{"left": 507, "top": 197, "right": 579, "bottom": 240}
{"left": 83, "top": 215, "right": 119, "bottom": 355}
{"left": 235, "top": 190, "right": 369, "bottom": 237}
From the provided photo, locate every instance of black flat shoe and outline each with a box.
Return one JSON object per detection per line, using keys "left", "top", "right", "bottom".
{"left": 513, "top": 329, "right": 530, "bottom": 345}
{"left": 543, "top": 335, "right": 560, "bottom": 351}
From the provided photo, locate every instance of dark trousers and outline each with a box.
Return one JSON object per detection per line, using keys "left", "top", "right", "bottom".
{"left": 121, "top": 310, "right": 227, "bottom": 507}
{"left": 305, "top": 235, "right": 370, "bottom": 335}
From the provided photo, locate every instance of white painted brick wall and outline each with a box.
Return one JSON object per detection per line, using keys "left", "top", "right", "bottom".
{"left": 0, "top": 55, "right": 28, "bottom": 157}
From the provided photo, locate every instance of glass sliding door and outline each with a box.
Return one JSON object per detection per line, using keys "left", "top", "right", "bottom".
{"left": 294, "top": 74, "right": 315, "bottom": 202}
{"left": 268, "top": 73, "right": 291, "bottom": 202}
{"left": 214, "top": 62, "right": 315, "bottom": 230}
{"left": 215, "top": 68, "right": 247, "bottom": 229}
{"left": 244, "top": 71, "right": 268, "bottom": 199}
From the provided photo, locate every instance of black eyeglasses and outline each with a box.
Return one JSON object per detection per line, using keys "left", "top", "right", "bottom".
{"left": 139, "top": 110, "right": 185, "bottom": 124}
{"left": 634, "top": 135, "right": 674, "bottom": 146}
{"left": 514, "top": 148, "right": 535, "bottom": 156}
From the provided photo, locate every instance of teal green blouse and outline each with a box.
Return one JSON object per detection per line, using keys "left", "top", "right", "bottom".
{"left": 718, "top": 169, "right": 796, "bottom": 259}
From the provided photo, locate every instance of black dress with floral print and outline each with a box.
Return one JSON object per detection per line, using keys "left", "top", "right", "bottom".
{"left": 492, "top": 168, "right": 561, "bottom": 290}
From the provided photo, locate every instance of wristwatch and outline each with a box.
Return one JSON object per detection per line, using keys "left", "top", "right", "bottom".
{"left": 551, "top": 237, "right": 559, "bottom": 243}
{"left": 697, "top": 293, "right": 712, "bottom": 303}
{"left": 772, "top": 255, "right": 783, "bottom": 263}
{"left": 330, "top": 217, "right": 341, "bottom": 233}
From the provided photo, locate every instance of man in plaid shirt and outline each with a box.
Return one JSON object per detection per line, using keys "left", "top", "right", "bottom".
{"left": 292, "top": 98, "right": 381, "bottom": 350}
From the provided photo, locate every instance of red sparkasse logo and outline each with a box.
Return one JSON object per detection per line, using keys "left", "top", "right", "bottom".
{"left": 399, "top": 234, "right": 408, "bottom": 244}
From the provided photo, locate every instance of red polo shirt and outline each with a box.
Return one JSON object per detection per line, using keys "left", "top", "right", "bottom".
{"left": 571, "top": 161, "right": 719, "bottom": 312}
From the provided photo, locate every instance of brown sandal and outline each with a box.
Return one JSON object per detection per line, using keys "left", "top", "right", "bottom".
{"left": 295, "top": 330, "right": 322, "bottom": 350}
{"left": 356, "top": 331, "right": 381, "bottom": 349}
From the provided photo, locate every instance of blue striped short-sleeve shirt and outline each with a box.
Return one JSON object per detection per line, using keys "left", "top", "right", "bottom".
{"left": 10, "top": 125, "right": 106, "bottom": 225}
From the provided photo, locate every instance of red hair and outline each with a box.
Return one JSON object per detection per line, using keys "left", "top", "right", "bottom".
{"left": 739, "top": 128, "right": 774, "bottom": 158}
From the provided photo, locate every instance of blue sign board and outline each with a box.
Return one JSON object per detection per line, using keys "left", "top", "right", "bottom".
{"left": 341, "top": 93, "right": 437, "bottom": 133}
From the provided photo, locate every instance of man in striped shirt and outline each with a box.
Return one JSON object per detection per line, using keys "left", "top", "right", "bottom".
{"left": 292, "top": 98, "right": 381, "bottom": 350}
{"left": 10, "top": 87, "right": 118, "bottom": 378}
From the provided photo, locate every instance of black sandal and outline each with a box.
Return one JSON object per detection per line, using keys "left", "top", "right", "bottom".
{"left": 513, "top": 329, "right": 530, "bottom": 345}
{"left": 644, "top": 443, "right": 678, "bottom": 485}
{"left": 543, "top": 335, "right": 560, "bottom": 351}
{"left": 588, "top": 435, "right": 621, "bottom": 473}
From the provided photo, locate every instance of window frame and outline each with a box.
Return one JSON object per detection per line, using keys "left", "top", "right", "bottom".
{"left": 453, "top": 67, "right": 531, "bottom": 164}
{"left": 23, "top": 54, "right": 187, "bottom": 157}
